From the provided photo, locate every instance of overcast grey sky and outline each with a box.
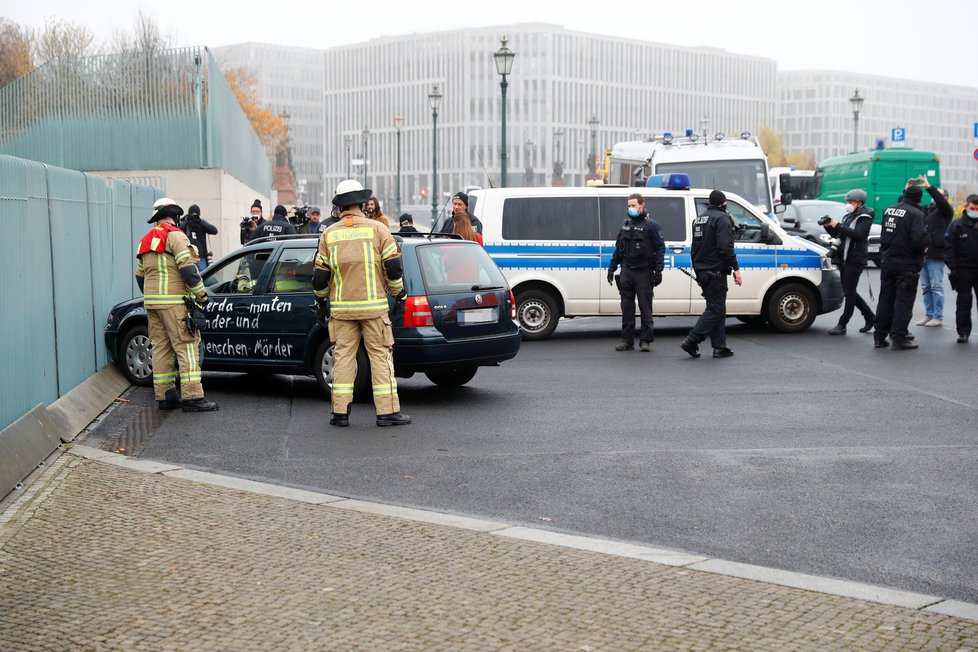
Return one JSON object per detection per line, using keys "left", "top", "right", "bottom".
{"left": 7, "top": 0, "right": 978, "bottom": 87}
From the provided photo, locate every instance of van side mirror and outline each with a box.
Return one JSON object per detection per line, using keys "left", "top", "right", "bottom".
{"left": 779, "top": 172, "right": 792, "bottom": 194}
{"left": 780, "top": 192, "right": 793, "bottom": 206}
{"left": 760, "top": 222, "right": 782, "bottom": 245}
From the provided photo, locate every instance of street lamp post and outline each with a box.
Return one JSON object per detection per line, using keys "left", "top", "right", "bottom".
{"left": 849, "top": 89, "right": 864, "bottom": 153}
{"left": 362, "top": 127, "right": 370, "bottom": 188}
{"left": 428, "top": 84, "right": 443, "bottom": 225}
{"left": 394, "top": 114, "right": 404, "bottom": 216}
{"left": 587, "top": 115, "right": 599, "bottom": 178}
{"left": 524, "top": 139, "right": 534, "bottom": 186}
{"left": 493, "top": 37, "right": 515, "bottom": 188}
{"left": 344, "top": 135, "right": 351, "bottom": 179}
{"left": 553, "top": 127, "right": 565, "bottom": 186}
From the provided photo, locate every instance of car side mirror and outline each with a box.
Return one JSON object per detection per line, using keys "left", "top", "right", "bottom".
{"left": 780, "top": 191, "right": 793, "bottom": 206}
{"left": 774, "top": 203, "right": 787, "bottom": 215}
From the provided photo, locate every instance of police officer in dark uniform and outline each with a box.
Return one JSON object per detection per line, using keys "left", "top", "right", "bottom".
{"left": 944, "top": 193, "right": 978, "bottom": 343}
{"left": 255, "top": 204, "right": 297, "bottom": 239}
{"left": 607, "top": 193, "right": 665, "bottom": 352}
{"left": 873, "top": 181, "right": 927, "bottom": 349}
{"left": 680, "top": 190, "right": 743, "bottom": 359}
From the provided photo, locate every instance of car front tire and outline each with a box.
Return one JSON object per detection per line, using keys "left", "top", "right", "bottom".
{"left": 118, "top": 325, "right": 153, "bottom": 387}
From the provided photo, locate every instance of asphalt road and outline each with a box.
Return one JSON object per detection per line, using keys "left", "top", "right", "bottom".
{"left": 89, "top": 269, "right": 978, "bottom": 603}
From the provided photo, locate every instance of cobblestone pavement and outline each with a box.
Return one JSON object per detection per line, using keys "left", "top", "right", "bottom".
{"left": 1, "top": 454, "right": 977, "bottom": 651}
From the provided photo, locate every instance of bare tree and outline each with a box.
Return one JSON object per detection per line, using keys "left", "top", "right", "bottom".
{"left": 109, "top": 9, "right": 176, "bottom": 54}
{"left": 31, "top": 18, "right": 96, "bottom": 66}
{"left": 0, "top": 17, "right": 34, "bottom": 86}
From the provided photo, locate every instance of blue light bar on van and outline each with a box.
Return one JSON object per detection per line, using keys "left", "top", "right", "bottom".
{"left": 662, "top": 132, "right": 673, "bottom": 144}
{"left": 645, "top": 173, "right": 691, "bottom": 190}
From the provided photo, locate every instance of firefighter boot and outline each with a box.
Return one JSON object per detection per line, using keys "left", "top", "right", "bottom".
{"left": 181, "top": 397, "right": 219, "bottom": 412}
{"left": 158, "top": 388, "right": 180, "bottom": 410}
{"left": 377, "top": 412, "right": 412, "bottom": 427}
{"left": 330, "top": 407, "right": 350, "bottom": 427}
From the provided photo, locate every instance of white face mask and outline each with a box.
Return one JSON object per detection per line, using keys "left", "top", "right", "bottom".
{"left": 967, "top": 210, "right": 978, "bottom": 219}
{"left": 844, "top": 203, "right": 855, "bottom": 214}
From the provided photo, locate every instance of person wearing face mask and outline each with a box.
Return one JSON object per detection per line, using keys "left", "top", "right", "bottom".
{"left": 873, "top": 179, "right": 927, "bottom": 350}
{"left": 821, "top": 189, "right": 876, "bottom": 335}
{"left": 944, "top": 194, "right": 978, "bottom": 343}
{"left": 913, "top": 176, "right": 954, "bottom": 327}
{"left": 607, "top": 193, "right": 665, "bottom": 352}
{"left": 680, "top": 190, "right": 742, "bottom": 359}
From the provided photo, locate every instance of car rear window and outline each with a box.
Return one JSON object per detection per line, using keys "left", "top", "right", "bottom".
{"left": 416, "top": 243, "right": 508, "bottom": 293}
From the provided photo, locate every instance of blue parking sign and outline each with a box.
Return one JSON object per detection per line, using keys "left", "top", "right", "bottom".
{"left": 974, "top": 122, "right": 978, "bottom": 139}
{"left": 891, "top": 127, "right": 905, "bottom": 142}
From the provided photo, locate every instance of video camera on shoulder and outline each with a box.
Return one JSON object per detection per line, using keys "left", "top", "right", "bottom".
{"left": 289, "top": 206, "right": 311, "bottom": 227}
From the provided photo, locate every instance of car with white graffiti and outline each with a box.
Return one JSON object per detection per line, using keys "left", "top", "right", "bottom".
{"left": 104, "top": 233, "right": 522, "bottom": 400}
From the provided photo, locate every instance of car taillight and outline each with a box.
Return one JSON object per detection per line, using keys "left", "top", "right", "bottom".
{"left": 403, "top": 295, "right": 433, "bottom": 327}
{"left": 509, "top": 290, "right": 516, "bottom": 320}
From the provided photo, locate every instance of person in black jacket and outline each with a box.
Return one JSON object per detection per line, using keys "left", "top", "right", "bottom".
{"left": 914, "top": 176, "right": 954, "bottom": 327}
{"left": 255, "top": 204, "right": 297, "bottom": 239}
{"left": 179, "top": 204, "right": 219, "bottom": 271}
{"left": 680, "top": 190, "right": 743, "bottom": 359}
{"left": 606, "top": 193, "right": 665, "bottom": 352}
{"left": 822, "top": 189, "right": 875, "bottom": 335}
{"left": 944, "top": 194, "right": 978, "bottom": 343}
{"left": 439, "top": 192, "right": 483, "bottom": 235}
{"left": 240, "top": 199, "right": 265, "bottom": 245}
{"left": 873, "top": 180, "right": 927, "bottom": 349}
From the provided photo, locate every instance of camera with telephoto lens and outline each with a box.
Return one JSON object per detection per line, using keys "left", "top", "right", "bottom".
{"left": 817, "top": 215, "right": 832, "bottom": 227}
{"left": 816, "top": 215, "right": 842, "bottom": 258}
{"left": 289, "top": 206, "right": 311, "bottom": 227}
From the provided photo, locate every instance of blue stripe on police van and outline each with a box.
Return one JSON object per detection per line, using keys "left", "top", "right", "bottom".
{"left": 487, "top": 243, "right": 822, "bottom": 270}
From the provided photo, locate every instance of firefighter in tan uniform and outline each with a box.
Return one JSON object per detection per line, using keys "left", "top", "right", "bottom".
{"left": 136, "top": 198, "right": 218, "bottom": 412}
{"left": 313, "top": 180, "right": 410, "bottom": 427}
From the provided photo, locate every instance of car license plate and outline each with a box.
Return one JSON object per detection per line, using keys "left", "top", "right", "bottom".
{"left": 459, "top": 308, "right": 495, "bottom": 324}
{"left": 868, "top": 244, "right": 880, "bottom": 253}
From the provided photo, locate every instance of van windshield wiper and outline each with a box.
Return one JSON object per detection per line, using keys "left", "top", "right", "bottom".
{"left": 471, "top": 284, "right": 504, "bottom": 291}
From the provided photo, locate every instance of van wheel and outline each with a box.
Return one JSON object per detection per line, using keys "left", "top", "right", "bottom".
{"left": 425, "top": 367, "right": 477, "bottom": 387}
{"left": 766, "top": 284, "right": 816, "bottom": 333}
{"left": 515, "top": 289, "right": 559, "bottom": 340}
{"left": 313, "top": 340, "right": 371, "bottom": 402}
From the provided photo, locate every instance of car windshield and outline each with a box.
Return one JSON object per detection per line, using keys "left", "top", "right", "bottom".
{"left": 416, "top": 243, "right": 508, "bottom": 293}
{"left": 658, "top": 159, "right": 771, "bottom": 214}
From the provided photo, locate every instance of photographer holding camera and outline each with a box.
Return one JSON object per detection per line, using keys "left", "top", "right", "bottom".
{"left": 180, "top": 204, "right": 218, "bottom": 271}
{"left": 240, "top": 199, "right": 265, "bottom": 245}
{"left": 821, "top": 189, "right": 876, "bottom": 336}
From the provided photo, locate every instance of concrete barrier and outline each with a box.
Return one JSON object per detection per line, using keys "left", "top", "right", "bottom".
{"left": 1, "top": 365, "right": 130, "bottom": 501}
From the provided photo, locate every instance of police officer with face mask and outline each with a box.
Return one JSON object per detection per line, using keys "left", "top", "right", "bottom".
{"left": 822, "top": 189, "right": 876, "bottom": 335}
{"left": 944, "top": 193, "right": 978, "bottom": 343}
{"left": 873, "top": 180, "right": 927, "bottom": 349}
{"left": 607, "top": 193, "right": 665, "bottom": 352}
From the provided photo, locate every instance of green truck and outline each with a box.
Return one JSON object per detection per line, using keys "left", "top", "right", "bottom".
{"left": 815, "top": 148, "right": 942, "bottom": 221}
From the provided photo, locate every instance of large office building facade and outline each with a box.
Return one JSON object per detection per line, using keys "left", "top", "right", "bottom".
{"left": 215, "top": 26, "right": 978, "bottom": 214}
{"left": 218, "top": 25, "right": 776, "bottom": 215}
{"left": 776, "top": 70, "right": 978, "bottom": 198}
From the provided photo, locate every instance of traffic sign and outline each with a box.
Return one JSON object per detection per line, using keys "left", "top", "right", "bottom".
{"left": 891, "top": 127, "right": 906, "bottom": 143}
{"left": 973, "top": 148, "right": 978, "bottom": 161}
{"left": 973, "top": 122, "right": 978, "bottom": 139}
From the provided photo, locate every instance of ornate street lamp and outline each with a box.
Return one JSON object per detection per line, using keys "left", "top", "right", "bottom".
{"left": 493, "top": 37, "right": 515, "bottom": 188}
{"left": 587, "top": 115, "right": 599, "bottom": 177}
{"left": 344, "top": 135, "right": 351, "bottom": 179}
{"left": 553, "top": 127, "right": 565, "bottom": 186}
{"left": 849, "top": 89, "right": 864, "bottom": 153}
{"left": 361, "top": 127, "right": 370, "bottom": 187}
{"left": 394, "top": 114, "right": 404, "bottom": 216}
{"left": 428, "top": 84, "right": 443, "bottom": 224}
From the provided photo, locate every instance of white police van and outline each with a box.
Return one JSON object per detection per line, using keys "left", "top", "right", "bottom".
{"left": 467, "top": 174, "right": 843, "bottom": 340}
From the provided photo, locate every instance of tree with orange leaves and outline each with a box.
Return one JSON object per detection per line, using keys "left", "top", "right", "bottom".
{"left": 222, "top": 65, "right": 289, "bottom": 161}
